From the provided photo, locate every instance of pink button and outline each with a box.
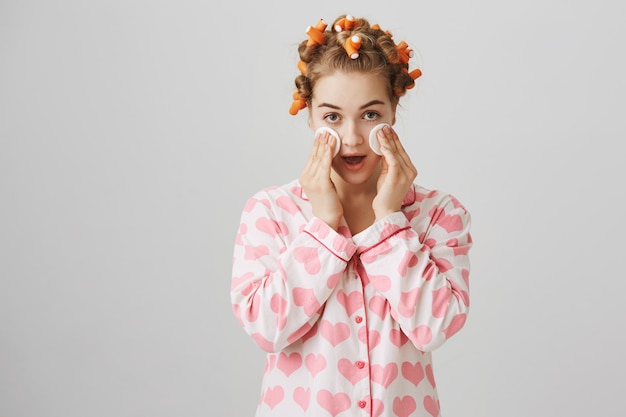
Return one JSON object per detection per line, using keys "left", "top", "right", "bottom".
{"left": 355, "top": 316, "right": 363, "bottom": 323}
{"left": 358, "top": 400, "right": 367, "bottom": 408}
{"left": 355, "top": 361, "right": 365, "bottom": 369}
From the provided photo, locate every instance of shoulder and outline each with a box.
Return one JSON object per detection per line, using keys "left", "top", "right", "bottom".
{"left": 405, "top": 183, "right": 468, "bottom": 210}
{"left": 397, "top": 183, "right": 472, "bottom": 245}
{"left": 241, "top": 179, "right": 308, "bottom": 215}
{"left": 403, "top": 183, "right": 471, "bottom": 225}
{"left": 245, "top": 179, "right": 303, "bottom": 202}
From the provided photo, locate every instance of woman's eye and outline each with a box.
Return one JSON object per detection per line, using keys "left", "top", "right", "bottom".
{"left": 364, "top": 111, "right": 379, "bottom": 121}
{"left": 324, "top": 113, "right": 339, "bottom": 123}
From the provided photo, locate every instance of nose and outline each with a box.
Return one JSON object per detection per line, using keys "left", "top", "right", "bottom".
{"left": 340, "top": 122, "right": 366, "bottom": 149}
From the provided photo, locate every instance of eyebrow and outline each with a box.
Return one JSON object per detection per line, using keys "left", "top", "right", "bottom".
{"left": 317, "top": 100, "right": 386, "bottom": 110}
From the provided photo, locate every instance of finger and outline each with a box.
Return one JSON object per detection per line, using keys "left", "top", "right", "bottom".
{"left": 304, "top": 138, "right": 328, "bottom": 181}
{"left": 379, "top": 139, "right": 417, "bottom": 186}
{"left": 308, "top": 133, "right": 334, "bottom": 178}
{"left": 326, "top": 135, "right": 338, "bottom": 159}
{"left": 378, "top": 131, "right": 400, "bottom": 166}
{"left": 304, "top": 137, "right": 322, "bottom": 171}
{"left": 315, "top": 131, "right": 337, "bottom": 163}
{"left": 379, "top": 152, "right": 389, "bottom": 174}
{"left": 391, "top": 136, "right": 417, "bottom": 176}
{"left": 381, "top": 126, "right": 413, "bottom": 171}
{"left": 384, "top": 125, "right": 405, "bottom": 156}
{"left": 316, "top": 138, "right": 335, "bottom": 179}
{"left": 313, "top": 132, "right": 327, "bottom": 160}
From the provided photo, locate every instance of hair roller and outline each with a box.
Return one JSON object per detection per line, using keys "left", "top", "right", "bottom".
{"left": 344, "top": 35, "right": 361, "bottom": 59}
{"left": 297, "top": 60, "right": 307, "bottom": 75}
{"left": 395, "top": 41, "right": 414, "bottom": 65}
{"left": 401, "top": 68, "right": 422, "bottom": 90}
{"left": 408, "top": 68, "right": 422, "bottom": 81}
{"left": 289, "top": 90, "right": 307, "bottom": 115}
{"left": 372, "top": 23, "right": 393, "bottom": 38}
{"left": 334, "top": 14, "right": 357, "bottom": 32}
{"left": 306, "top": 19, "right": 328, "bottom": 46}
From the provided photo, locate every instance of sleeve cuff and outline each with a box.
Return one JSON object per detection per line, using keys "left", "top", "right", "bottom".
{"left": 352, "top": 211, "right": 411, "bottom": 251}
{"left": 303, "top": 217, "right": 358, "bottom": 262}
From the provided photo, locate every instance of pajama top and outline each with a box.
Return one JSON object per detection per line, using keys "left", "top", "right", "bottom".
{"left": 231, "top": 179, "right": 472, "bottom": 417}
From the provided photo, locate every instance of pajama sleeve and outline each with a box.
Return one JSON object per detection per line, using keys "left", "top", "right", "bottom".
{"left": 352, "top": 194, "right": 472, "bottom": 352}
{"left": 231, "top": 190, "right": 358, "bottom": 353}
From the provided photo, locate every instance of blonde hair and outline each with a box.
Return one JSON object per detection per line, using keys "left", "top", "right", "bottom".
{"left": 290, "top": 14, "right": 421, "bottom": 115}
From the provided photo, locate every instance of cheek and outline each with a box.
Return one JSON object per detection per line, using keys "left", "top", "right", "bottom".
{"left": 368, "top": 155, "right": 382, "bottom": 169}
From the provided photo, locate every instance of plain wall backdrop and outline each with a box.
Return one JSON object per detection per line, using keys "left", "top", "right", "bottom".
{"left": 1, "top": 0, "right": 625, "bottom": 416}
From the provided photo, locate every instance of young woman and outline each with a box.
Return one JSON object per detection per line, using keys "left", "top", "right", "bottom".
{"left": 231, "top": 14, "right": 472, "bottom": 417}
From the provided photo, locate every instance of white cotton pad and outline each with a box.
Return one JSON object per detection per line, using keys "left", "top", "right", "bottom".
{"left": 314, "top": 127, "right": 341, "bottom": 156}
{"left": 369, "top": 123, "right": 390, "bottom": 155}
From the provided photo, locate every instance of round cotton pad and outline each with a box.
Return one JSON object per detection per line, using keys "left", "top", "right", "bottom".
{"left": 369, "top": 123, "right": 390, "bottom": 155}
{"left": 314, "top": 127, "right": 341, "bottom": 156}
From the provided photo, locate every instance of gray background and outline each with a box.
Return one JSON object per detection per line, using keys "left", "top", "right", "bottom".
{"left": 1, "top": 0, "right": 624, "bottom": 416}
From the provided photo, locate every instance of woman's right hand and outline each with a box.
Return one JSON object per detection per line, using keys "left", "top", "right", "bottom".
{"left": 299, "top": 131, "right": 343, "bottom": 230}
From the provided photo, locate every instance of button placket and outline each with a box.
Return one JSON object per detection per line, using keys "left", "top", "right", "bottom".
{"left": 348, "top": 258, "right": 372, "bottom": 415}
{"left": 355, "top": 317, "right": 371, "bottom": 411}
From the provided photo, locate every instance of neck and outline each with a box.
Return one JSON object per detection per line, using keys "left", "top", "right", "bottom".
{"left": 330, "top": 165, "right": 381, "bottom": 202}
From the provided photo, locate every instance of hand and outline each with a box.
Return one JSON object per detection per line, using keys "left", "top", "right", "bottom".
{"left": 299, "top": 131, "right": 343, "bottom": 230}
{"left": 373, "top": 125, "right": 418, "bottom": 220}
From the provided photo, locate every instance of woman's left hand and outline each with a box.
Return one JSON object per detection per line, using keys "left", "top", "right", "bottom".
{"left": 372, "top": 125, "right": 418, "bottom": 220}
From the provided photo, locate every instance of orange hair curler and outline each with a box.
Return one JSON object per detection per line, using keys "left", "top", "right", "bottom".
{"left": 297, "top": 60, "right": 307, "bottom": 75}
{"left": 372, "top": 24, "right": 393, "bottom": 38}
{"left": 402, "top": 68, "right": 423, "bottom": 89}
{"left": 395, "top": 41, "right": 414, "bottom": 64}
{"left": 289, "top": 90, "right": 307, "bottom": 115}
{"left": 408, "top": 68, "right": 422, "bottom": 80}
{"left": 334, "top": 14, "right": 357, "bottom": 32}
{"left": 344, "top": 35, "right": 361, "bottom": 59}
{"left": 306, "top": 19, "right": 327, "bottom": 46}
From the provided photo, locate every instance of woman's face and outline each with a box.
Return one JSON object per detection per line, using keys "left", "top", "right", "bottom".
{"left": 309, "top": 71, "right": 396, "bottom": 187}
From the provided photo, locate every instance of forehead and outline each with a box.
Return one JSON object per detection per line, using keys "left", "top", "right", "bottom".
{"left": 311, "top": 72, "right": 391, "bottom": 108}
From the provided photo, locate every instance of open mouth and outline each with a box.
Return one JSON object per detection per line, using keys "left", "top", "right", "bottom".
{"left": 343, "top": 156, "right": 365, "bottom": 165}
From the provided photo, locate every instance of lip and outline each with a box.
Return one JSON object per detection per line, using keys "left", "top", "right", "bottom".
{"left": 340, "top": 154, "right": 366, "bottom": 171}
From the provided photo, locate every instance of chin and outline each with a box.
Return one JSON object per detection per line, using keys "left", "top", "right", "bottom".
{"left": 333, "top": 168, "right": 377, "bottom": 186}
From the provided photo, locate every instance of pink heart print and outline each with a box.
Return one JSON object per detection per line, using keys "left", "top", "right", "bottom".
{"left": 305, "top": 353, "right": 327, "bottom": 377}
{"left": 316, "top": 390, "right": 351, "bottom": 417}
{"left": 277, "top": 352, "right": 302, "bottom": 377}
{"left": 293, "top": 247, "right": 321, "bottom": 274}
{"left": 424, "top": 395, "right": 441, "bottom": 417}
{"left": 393, "top": 395, "right": 417, "bottom": 417}
{"left": 263, "top": 386, "right": 284, "bottom": 410}
{"left": 293, "top": 387, "right": 311, "bottom": 411}
{"left": 371, "top": 362, "right": 399, "bottom": 388}
{"left": 337, "top": 290, "right": 364, "bottom": 316}
{"left": 401, "top": 361, "right": 425, "bottom": 386}
{"left": 338, "top": 358, "right": 368, "bottom": 385}
{"left": 320, "top": 320, "right": 350, "bottom": 346}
